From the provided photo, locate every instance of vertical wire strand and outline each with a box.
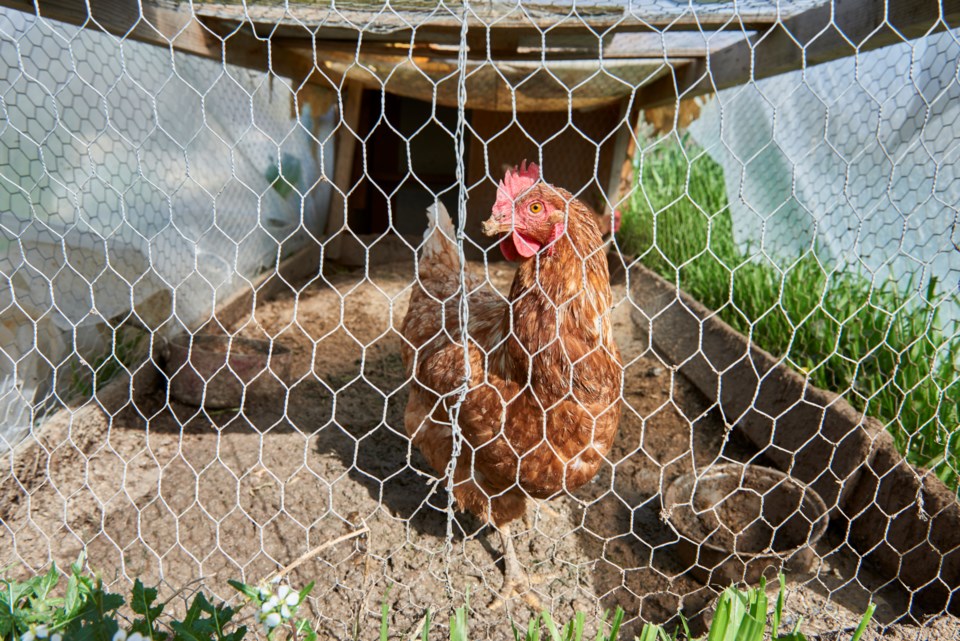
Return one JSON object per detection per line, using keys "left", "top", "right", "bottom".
{"left": 441, "top": 0, "right": 473, "bottom": 586}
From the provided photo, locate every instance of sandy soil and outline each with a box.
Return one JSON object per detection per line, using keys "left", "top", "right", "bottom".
{"left": 1, "top": 260, "right": 956, "bottom": 640}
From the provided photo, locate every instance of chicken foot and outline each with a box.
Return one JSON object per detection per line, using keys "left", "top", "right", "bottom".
{"left": 488, "top": 523, "right": 541, "bottom": 610}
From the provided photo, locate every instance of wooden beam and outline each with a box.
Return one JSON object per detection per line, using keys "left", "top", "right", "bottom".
{"left": 271, "top": 35, "right": 705, "bottom": 63}
{"left": 192, "top": 4, "right": 787, "bottom": 34}
{"left": 605, "top": 97, "right": 638, "bottom": 215}
{"left": 324, "top": 81, "right": 365, "bottom": 261}
{"left": 0, "top": 0, "right": 336, "bottom": 88}
{"left": 637, "top": 0, "right": 960, "bottom": 109}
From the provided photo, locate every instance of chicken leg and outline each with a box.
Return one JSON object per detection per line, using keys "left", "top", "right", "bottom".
{"left": 489, "top": 523, "right": 541, "bottom": 609}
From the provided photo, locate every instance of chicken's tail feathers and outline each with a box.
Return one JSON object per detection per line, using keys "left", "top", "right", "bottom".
{"left": 420, "top": 201, "right": 461, "bottom": 273}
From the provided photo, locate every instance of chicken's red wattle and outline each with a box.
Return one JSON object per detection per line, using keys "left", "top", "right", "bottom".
{"left": 500, "top": 231, "right": 541, "bottom": 261}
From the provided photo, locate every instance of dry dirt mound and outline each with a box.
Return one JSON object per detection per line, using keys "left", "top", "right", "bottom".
{"left": 0, "top": 261, "right": 952, "bottom": 640}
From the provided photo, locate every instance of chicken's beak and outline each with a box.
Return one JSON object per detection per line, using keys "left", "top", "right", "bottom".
{"left": 482, "top": 216, "right": 511, "bottom": 237}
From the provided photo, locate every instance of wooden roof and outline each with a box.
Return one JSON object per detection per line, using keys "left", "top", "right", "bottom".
{"left": 2, "top": 0, "right": 958, "bottom": 111}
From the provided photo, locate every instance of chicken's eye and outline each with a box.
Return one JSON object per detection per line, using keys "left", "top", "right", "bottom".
{"left": 529, "top": 201, "right": 544, "bottom": 214}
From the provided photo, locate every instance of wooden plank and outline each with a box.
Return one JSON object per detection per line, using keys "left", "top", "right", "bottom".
{"left": 0, "top": 0, "right": 334, "bottom": 87}
{"left": 272, "top": 35, "right": 711, "bottom": 62}
{"left": 604, "top": 97, "right": 636, "bottom": 215}
{"left": 638, "top": 0, "right": 960, "bottom": 108}
{"left": 192, "top": 2, "right": 810, "bottom": 33}
{"left": 630, "top": 263, "right": 960, "bottom": 618}
{"left": 324, "top": 81, "right": 365, "bottom": 260}
{"left": 629, "top": 264, "right": 879, "bottom": 514}
{"left": 213, "top": 242, "right": 322, "bottom": 330}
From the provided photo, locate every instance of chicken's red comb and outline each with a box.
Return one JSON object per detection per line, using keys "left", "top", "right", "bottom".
{"left": 494, "top": 161, "right": 540, "bottom": 214}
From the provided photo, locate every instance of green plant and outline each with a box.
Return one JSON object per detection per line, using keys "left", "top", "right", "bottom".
{"left": 617, "top": 133, "right": 960, "bottom": 488}
{"left": 65, "top": 327, "right": 146, "bottom": 402}
{"left": 0, "top": 562, "right": 878, "bottom": 641}
{"left": 1, "top": 557, "right": 124, "bottom": 641}
{"left": 0, "top": 558, "right": 319, "bottom": 641}
{"left": 265, "top": 153, "right": 302, "bottom": 200}
{"left": 229, "top": 577, "right": 315, "bottom": 641}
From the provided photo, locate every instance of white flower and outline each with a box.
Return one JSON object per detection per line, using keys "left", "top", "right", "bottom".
{"left": 34, "top": 625, "right": 49, "bottom": 639}
{"left": 280, "top": 604, "right": 291, "bottom": 620}
{"left": 51, "top": 634, "right": 62, "bottom": 641}
{"left": 258, "top": 586, "right": 271, "bottom": 599}
{"left": 265, "top": 612, "right": 282, "bottom": 629}
{"left": 277, "top": 585, "right": 291, "bottom": 601}
{"left": 128, "top": 633, "right": 144, "bottom": 641}
{"left": 284, "top": 590, "right": 299, "bottom": 607}
{"left": 112, "top": 631, "right": 127, "bottom": 641}
{"left": 262, "top": 596, "right": 280, "bottom": 612}
{"left": 270, "top": 575, "right": 282, "bottom": 584}
{"left": 22, "top": 632, "right": 35, "bottom": 641}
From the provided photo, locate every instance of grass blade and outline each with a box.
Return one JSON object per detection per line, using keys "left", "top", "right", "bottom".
{"left": 421, "top": 609, "right": 431, "bottom": 641}
{"left": 570, "top": 612, "right": 585, "bottom": 641}
{"left": 849, "top": 603, "right": 877, "bottom": 641}
{"left": 542, "top": 611, "right": 562, "bottom": 641}
{"left": 450, "top": 601, "right": 469, "bottom": 641}
{"left": 706, "top": 588, "right": 733, "bottom": 641}
{"left": 772, "top": 574, "right": 785, "bottom": 636}
{"left": 607, "top": 607, "right": 624, "bottom": 641}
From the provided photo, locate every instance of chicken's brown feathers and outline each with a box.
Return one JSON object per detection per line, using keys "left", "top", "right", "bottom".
{"left": 401, "top": 168, "right": 622, "bottom": 527}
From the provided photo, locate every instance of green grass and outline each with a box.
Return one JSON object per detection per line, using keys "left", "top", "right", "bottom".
{"left": 64, "top": 326, "right": 146, "bottom": 403}
{"left": 617, "top": 133, "right": 960, "bottom": 488}
{"left": 1, "top": 557, "right": 879, "bottom": 641}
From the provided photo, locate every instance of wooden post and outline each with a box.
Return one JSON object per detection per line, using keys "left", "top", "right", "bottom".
{"left": 323, "top": 81, "right": 364, "bottom": 262}
{"left": 606, "top": 98, "right": 637, "bottom": 216}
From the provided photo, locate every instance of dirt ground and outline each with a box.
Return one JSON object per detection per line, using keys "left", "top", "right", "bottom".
{"left": 1, "top": 260, "right": 957, "bottom": 640}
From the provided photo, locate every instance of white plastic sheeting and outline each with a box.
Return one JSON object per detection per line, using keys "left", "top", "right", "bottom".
{"left": 0, "top": 9, "right": 334, "bottom": 451}
{"left": 689, "top": 29, "right": 960, "bottom": 319}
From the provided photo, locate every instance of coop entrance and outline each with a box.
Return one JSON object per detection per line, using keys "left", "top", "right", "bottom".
{"left": 342, "top": 90, "right": 624, "bottom": 254}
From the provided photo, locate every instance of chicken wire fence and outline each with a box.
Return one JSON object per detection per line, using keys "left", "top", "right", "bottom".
{"left": 0, "top": 1, "right": 959, "bottom": 638}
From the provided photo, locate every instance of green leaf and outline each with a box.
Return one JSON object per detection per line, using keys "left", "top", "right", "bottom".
{"left": 542, "top": 611, "right": 561, "bottom": 641}
{"left": 774, "top": 633, "right": 807, "bottom": 641}
{"left": 606, "top": 607, "right": 624, "bottom": 641}
{"left": 568, "top": 612, "right": 585, "bottom": 641}
{"left": 67, "top": 577, "right": 123, "bottom": 641}
{"left": 0, "top": 579, "right": 28, "bottom": 639}
{"left": 734, "top": 584, "right": 766, "bottom": 641}
{"left": 63, "top": 572, "right": 85, "bottom": 620}
{"left": 592, "top": 610, "right": 608, "bottom": 641}
{"left": 171, "top": 592, "right": 238, "bottom": 641}
{"left": 849, "top": 603, "right": 876, "bottom": 641}
{"left": 636, "top": 623, "right": 663, "bottom": 641}
{"left": 772, "top": 574, "right": 785, "bottom": 637}
{"left": 296, "top": 618, "right": 318, "bottom": 641}
{"left": 34, "top": 565, "right": 60, "bottom": 602}
{"left": 227, "top": 580, "right": 260, "bottom": 603}
{"left": 450, "top": 601, "right": 469, "bottom": 641}
{"left": 706, "top": 588, "right": 732, "bottom": 641}
{"left": 380, "top": 596, "right": 390, "bottom": 641}
{"left": 130, "top": 579, "right": 167, "bottom": 640}
{"left": 297, "top": 581, "right": 315, "bottom": 606}
{"left": 524, "top": 613, "right": 541, "bottom": 641}
{"left": 679, "top": 613, "right": 691, "bottom": 641}
{"left": 420, "top": 610, "right": 431, "bottom": 641}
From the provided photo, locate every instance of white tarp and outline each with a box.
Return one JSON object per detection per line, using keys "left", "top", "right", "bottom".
{"left": 0, "top": 9, "right": 334, "bottom": 451}
{"left": 689, "top": 29, "right": 960, "bottom": 323}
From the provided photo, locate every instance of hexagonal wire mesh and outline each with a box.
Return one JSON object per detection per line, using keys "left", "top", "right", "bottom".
{"left": 0, "top": 2, "right": 958, "bottom": 639}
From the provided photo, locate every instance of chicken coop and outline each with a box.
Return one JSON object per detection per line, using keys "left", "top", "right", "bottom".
{"left": 1, "top": 0, "right": 959, "bottom": 639}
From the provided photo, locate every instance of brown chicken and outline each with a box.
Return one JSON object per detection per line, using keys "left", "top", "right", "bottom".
{"left": 400, "top": 162, "right": 622, "bottom": 606}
